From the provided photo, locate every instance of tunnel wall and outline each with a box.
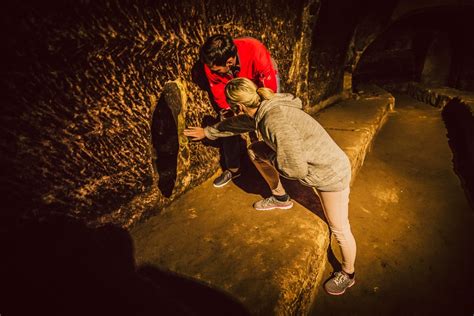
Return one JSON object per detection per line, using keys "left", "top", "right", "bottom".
{"left": 353, "top": 5, "right": 474, "bottom": 91}
{"left": 307, "top": 0, "right": 397, "bottom": 104}
{"left": 1, "top": 0, "right": 309, "bottom": 228}
{"left": 353, "top": 22, "right": 418, "bottom": 88}
{"left": 420, "top": 32, "right": 451, "bottom": 86}
{"left": 0, "top": 0, "right": 406, "bottom": 228}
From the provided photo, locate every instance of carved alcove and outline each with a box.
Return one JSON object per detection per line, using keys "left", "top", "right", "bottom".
{"left": 151, "top": 82, "right": 182, "bottom": 198}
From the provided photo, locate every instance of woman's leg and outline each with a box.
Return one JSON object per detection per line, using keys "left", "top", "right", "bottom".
{"left": 247, "top": 141, "right": 293, "bottom": 210}
{"left": 247, "top": 141, "right": 285, "bottom": 196}
{"left": 316, "top": 187, "right": 356, "bottom": 274}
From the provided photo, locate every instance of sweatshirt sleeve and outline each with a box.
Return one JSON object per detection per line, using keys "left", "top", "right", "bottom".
{"left": 204, "top": 114, "right": 256, "bottom": 140}
{"left": 262, "top": 110, "right": 308, "bottom": 179}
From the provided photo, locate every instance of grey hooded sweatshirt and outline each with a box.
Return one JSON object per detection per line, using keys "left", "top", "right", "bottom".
{"left": 204, "top": 93, "right": 351, "bottom": 191}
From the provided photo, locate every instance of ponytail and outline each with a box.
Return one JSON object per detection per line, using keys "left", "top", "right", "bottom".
{"left": 225, "top": 78, "right": 276, "bottom": 110}
{"left": 256, "top": 87, "right": 275, "bottom": 101}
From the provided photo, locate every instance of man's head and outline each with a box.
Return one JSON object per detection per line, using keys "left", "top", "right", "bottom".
{"left": 200, "top": 34, "right": 237, "bottom": 75}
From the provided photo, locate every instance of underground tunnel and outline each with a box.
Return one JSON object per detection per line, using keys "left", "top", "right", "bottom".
{"left": 1, "top": 0, "right": 473, "bottom": 315}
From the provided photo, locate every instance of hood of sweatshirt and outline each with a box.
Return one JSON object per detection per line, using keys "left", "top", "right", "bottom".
{"left": 254, "top": 93, "right": 303, "bottom": 126}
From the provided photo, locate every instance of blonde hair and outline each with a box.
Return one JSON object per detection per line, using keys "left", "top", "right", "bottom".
{"left": 225, "top": 77, "right": 275, "bottom": 111}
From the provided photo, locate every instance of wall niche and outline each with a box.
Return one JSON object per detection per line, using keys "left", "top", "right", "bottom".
{"left": 151, "top": 82, "right": 182, "bottom": 198}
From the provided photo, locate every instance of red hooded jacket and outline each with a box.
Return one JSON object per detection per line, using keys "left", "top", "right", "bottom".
{"left": 203, "top": 37, "right": 278, "bottom": 110}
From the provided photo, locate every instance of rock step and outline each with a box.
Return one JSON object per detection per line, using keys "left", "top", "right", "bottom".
{"left": 389, "top": 81, "right": 474, "bottom": 109}
{"left": 131, "top": 86, "right": 394, "bottom": 315}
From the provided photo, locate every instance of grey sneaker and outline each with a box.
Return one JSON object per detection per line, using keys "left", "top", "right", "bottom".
{"left": 253, "top": 196, "right": 294, "bottom": 211}
{"left": 213, "top": 170, "right": 240, "bottom": 188}
{"left": 324, "top": 271, "right": 355, "bottom": 295}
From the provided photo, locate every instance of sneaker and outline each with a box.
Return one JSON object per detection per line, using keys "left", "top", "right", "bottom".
{"left": 324, "top": 271, "right": 355, "bottom": 295}
{"left": 253, "top": 196, "right": 294, "bottom": 211}
{"left": 213, "top": 170, "right": 240, "bottom": 188}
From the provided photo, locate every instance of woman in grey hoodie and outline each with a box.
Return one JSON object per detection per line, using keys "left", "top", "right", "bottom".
{"left": 184, "top": 77, "right": 357, "bottom": 296}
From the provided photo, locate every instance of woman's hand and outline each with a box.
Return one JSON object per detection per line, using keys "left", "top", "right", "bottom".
{"left": 184, "top": 127, "right": 206, "bottom": 141}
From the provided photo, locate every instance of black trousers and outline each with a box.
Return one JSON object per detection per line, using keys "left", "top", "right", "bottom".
{"left": 222, "top": 135, "right": 241, "bottom": 170}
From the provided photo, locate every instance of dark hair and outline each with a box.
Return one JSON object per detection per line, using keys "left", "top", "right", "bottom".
{"left": 200, "top": 34, "right": 237, "bottom": 67}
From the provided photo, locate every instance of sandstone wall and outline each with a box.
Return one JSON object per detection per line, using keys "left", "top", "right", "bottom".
{"left": 1, "top": 0, "right": 310, "bottom": 228}
{"left": 1, "top": 0, "right": 405, "bottom": 228}
{"left": 353, "top": 5, "right": 474, "bottom": 90}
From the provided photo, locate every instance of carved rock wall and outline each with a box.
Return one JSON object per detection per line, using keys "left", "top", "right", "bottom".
{"left": 1, "top": 0, "right": 308, "bottom": 228}
{"left": 2, "top": 0, "right": 406, "bottom": 228}
{"left": 353, "top": 5, "right": 474, "bottom": 90}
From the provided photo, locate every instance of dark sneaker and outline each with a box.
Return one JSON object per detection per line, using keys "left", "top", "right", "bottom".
{"left": 213, "top": 170, "right": 240, "bottom": 188}
{"left": 324, "top": 271, "right": 355, "bottom": 295}
{"left": 253, "top": 196, "right": 293, "bottom": 211}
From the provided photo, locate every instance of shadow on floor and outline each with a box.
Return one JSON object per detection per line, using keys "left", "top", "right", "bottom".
{"left": 233, "top": 154, "right": 342, "bottom": 273}
{"left": 1, "top": 214, "right": 250, "bottom": 316}
{"left": 442, "top": 98, "right": 474, "bottom": 210}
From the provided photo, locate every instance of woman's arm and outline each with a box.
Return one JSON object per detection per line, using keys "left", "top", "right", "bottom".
{"left": 184, "top": 114, "right": 256, "bottom": 141}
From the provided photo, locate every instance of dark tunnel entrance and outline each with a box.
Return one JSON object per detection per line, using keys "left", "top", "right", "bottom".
{"left": 151, "top": 82, "right": 182, "bottom": 198}
{"left": 352, "top": 5, "right": 474, "bottom": 91}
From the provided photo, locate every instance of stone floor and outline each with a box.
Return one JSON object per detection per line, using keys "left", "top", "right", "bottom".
{"left": 130, "top": 93, "right": 474, "bottom": 315}
{"left": 311, "top": 94, "right": 474, "bottom": 315}
{"left": 131, "top": 88, "right": 394, "bottom": 315}
{"left": 4, "top": 93, "right": 473, "bottom": 316}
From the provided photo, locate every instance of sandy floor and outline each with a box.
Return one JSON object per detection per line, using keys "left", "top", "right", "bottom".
{"left": 311, "top": 94, "right": 474, "bottom": 315}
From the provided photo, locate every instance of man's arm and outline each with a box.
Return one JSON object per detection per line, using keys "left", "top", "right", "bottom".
{"left": 209, "top": 80, "right": 231, "bottom": 110}
{"left": 254, "top": 41, "right": 278, "bottom": 92}
{"left": 203, "top": 64, "right": 232, "bottom": 110}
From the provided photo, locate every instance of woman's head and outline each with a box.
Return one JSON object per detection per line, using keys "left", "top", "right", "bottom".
{"left": 225, "top": 77, "right": 275, "bottom": 114}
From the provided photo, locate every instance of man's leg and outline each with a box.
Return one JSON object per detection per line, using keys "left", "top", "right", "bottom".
{"left": 213, "top": 110, "right": 242, "bottom": 188}
{"left": 247, "top": 141, "right": 293, "bottom": 210}
{"left": 222, "top": 135, "right": 241, "bottom": 173}
{"left": 213, "top": 135, "right": 242, "bottom": 187}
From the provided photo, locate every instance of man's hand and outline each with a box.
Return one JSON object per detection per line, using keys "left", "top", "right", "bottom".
{"left": 184, "top": 127, "right": 206, "bottom": 141}
{"left": 219, "top": 109, "right": 235, "bottom": 120}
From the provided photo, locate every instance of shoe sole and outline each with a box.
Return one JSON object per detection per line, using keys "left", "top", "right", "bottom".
{"left": 324, "top": 279, "right": 355, "bottom": 296}
{"left": 254, "top": 201, "right": 294, "bottom": 211}
{"left": 213, "top": 174, "right": 241, "bottom": 188}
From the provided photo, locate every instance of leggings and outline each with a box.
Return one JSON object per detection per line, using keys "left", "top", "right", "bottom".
{"left": 248, "top": 141, "right": 356, "bottom": 273}
{"left": 315, "top": 187, "right": 356, "bottom": 273}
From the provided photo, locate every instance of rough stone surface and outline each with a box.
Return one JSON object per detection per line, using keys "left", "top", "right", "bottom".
{"left": 2, "top": 0, "right": 449, "bottom": 230}
{"left": 131, "top": 87, "right": 394, "bottom": 314}
{"left": 343, "top": 1, "right": 398, "bottom": 93}
{"left": 387, "top": 82, "right": 474, "bottom": 209}
{"left": 353, "top": 5, "right": 474, "bottom": 90}
{"left": 315, "top": 85, "right": 395, "bottom": 181}
{"left": 312, "top": 93, "right": 474, "bottom": 315}
{"left": 132, "top": 178, "right": 329, "bottom": 315}
{"left": 1, "top": 0, "right": 307, "bottom": 227}
{"left": 386, "top": 82, "right": 474, "bottom": 108}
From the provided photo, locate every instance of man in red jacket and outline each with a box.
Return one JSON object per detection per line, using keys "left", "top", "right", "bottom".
{"left": 195, "top": 34, "right": 279, "bottom": 187}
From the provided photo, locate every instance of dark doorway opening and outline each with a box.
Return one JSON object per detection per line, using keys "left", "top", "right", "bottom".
{"left": 151, "top": 82, "right": 182, "bottom": 198}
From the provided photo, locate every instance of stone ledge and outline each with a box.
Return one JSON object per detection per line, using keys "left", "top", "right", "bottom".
{"left": 386, "top": 81, "right": 474, "bottom": 109}
{"left": 132, "top": 183, "right": 329, "bottom": 315}
{"left": 315, "top": 85, "right": 395, "bottom": 184}
{"left": 131, "top": 86, "right": 394, "bottom": 315}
